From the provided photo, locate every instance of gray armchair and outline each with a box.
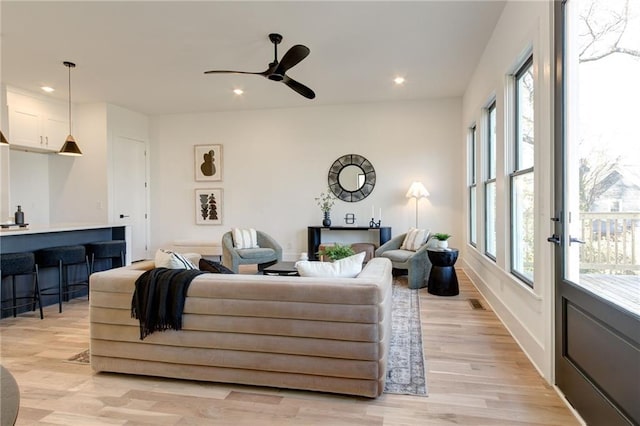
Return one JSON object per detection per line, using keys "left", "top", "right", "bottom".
{"left": 375, "top": 233, "right": 432, "bottom": 289}
{"left": 222, "top": 230, "right": 283, "bottom": 273}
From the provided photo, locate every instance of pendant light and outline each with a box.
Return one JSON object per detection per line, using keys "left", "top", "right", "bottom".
{"left": 0, "top": 130, "right": 8, "bottom": 145}
{"left": 59, "top": 61, "right": 82, "bottom": 156}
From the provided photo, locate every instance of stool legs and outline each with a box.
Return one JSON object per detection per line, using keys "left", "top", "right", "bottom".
{"left": 2, "top": 266, "right": 43, "bottom": 319}
{"left": 61, "top": 257, "right": 91, "bottom": 302}
{"left": 33, "top": 265, "right": 44, "bottom": 319}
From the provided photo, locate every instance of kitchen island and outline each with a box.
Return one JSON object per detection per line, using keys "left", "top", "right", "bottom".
{"left": 1, "top": 223, "right": 131, "bottom": 317}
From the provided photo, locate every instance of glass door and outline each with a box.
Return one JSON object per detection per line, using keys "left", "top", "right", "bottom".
{"left": 554, "top": 1, "right": 639, "bottom": 424}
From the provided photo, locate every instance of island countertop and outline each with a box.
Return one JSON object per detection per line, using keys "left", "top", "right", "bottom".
{"left": 0, "top": 223, "right": 128, "bottom": 237}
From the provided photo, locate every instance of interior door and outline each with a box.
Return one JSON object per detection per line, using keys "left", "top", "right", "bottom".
{"left": 113, "top": 136, "right": 148, "bottom": 262}
{"left": 553, "top": 2, "right": 640, "bottom": 424}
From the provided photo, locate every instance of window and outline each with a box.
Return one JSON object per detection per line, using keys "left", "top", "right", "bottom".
{"left": 484, "top": 101, "right": 497, "bottom": 260}
{"left": 469, "top": 125, "right": 478, "bottom": 247}
{"left": 511, "top": 56, "right": 535, "bottom": 285}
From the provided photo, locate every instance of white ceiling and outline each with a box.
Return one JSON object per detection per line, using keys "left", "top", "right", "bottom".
{"left": 1, "top": 1, "right": 506, "bottom": 116}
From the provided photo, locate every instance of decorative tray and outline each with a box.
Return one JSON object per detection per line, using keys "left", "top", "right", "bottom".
{"left": 0, "top": 223, "right": 29, "bottom": 230}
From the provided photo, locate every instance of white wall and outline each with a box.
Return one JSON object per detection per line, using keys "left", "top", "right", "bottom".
{"left": 9, "top": 150, "right": 50, "bottom": 225}
{"left": 461, "top": 1, "right": 555, "bottom": 380}
{"left": 150, "top": 99, "right": 463, "bottom": 259}
{"left": 49, "top": 102, "right": 109, "bottom": 224}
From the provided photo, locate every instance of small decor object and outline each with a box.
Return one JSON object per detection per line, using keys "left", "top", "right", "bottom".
{"left": 315, "top": 188, "right": 336, "bottom": 227}
{"left": 344, "top": 213, "right": 356, "bottom": 226}
{"left": 317, "top": 243, "right": 355, "bottom": 262}
{"left": 194, "top": 145, "right": 223, "bottom": 181}
{"left": 432, "top": 233, "right": 451, "bottom": 250}
{"left": 299, "top": 252, "right": 309, "bottom": 261}
{"left": 14, "top": 206, "right": 24, "bottom": 225}
{"left": 195, "top": 189, "right": 223, "bottom": 225}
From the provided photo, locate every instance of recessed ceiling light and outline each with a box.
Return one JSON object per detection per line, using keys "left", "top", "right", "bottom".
{"left": 41, "top": 86, "right": 55, "bottom": 93}
{"left": 393, "top": 77, "right": 406, "bottom": 85}
{"left": 233, "top": 88, "right": 244, "bottom": 95}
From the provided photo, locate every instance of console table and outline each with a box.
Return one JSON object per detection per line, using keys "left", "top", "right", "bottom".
{"left": 307, "top": 226, "right": 392, "bottom": 261}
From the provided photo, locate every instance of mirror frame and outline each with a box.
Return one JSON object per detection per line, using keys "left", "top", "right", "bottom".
{"left": 328, "top": 154, "right": 376, "bottom": 202}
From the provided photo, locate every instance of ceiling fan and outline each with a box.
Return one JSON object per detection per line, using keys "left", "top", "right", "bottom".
{"left": 204, "top": 33, "right": 315, "bottom": 99}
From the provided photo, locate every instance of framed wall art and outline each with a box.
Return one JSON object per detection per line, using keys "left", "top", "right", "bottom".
{"left": 194, "top": 144, "right": 223, "bottom": 181}
{"left": 195, "top": 188, "right": 223, "bottom": 225}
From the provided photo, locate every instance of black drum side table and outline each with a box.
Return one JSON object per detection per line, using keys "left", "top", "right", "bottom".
{"left": 427, "top": 248, "right": 459, "bottom": 296}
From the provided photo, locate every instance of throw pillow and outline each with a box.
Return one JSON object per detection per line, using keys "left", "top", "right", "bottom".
{"left": 296, "top": 251, "right": 366, "bottom": 278}
{"left": 154, "top": 249, "right": 198, "bottom": 270}
{"left": 400, "top": 228, "right": 430, "bottom": 251}
{"left": 232, "top": 228, "right": 259, "bottom": 249}
{"left": 199, "top": 258, "right": 235, "bottom": 274}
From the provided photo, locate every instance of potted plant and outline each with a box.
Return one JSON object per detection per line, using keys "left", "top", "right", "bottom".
{"left": 432, "top": 233, "right": 451, "bottom": 249}
{"left": 315, "top": 189, "right": 336, "bottom": 226}
{"left": 317, "top": 243, "right": 355, "bottom": 262}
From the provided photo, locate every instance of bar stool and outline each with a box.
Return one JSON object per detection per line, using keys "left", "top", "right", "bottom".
{"left": 86, "top": 240, "right": 126, "bottom": 273}
{"left": 1, "top": 252, "right": 43, "bottom": 319}
{"left": 36, "top": 245, "right": 90, "bottom": 313}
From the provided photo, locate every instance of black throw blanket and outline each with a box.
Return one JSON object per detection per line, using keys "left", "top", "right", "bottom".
{"left": 131, "top": 268, "right": 204, "bottom": 340}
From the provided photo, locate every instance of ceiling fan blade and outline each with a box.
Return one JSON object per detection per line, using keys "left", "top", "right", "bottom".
{"left": 274, "top": 45, "right": 310, "bottom": 74}
{"left": 282, "top": 75, "right": 315, "bottom": 99}
{"left": 204, "top": 70, "right": 268, "bottom": 75}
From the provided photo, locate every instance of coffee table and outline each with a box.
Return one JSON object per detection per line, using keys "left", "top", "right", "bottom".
{"left": 263, "top": 261, "right": 299, "bottom": 276}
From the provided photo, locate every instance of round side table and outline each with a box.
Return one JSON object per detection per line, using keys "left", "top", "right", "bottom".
{"left": 427, "top": 248, "right": 459, "bottom": 296}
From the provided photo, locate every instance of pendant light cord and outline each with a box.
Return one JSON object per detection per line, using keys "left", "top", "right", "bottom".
{"left": 68, "top": 63, "right": 72, "bottom": 135}
{"left": 63, "top": 61, "right": 76, "bottom": 136}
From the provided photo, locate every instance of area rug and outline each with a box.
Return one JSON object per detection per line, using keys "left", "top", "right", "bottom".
{"left": 383, "top": 282, "right": 428, "bottom": 396}
{"left": 66, "top": 282, "right": 428, "bottom": 396}
{"left": 66, "top": 349, "right": 90, "bottom": 364}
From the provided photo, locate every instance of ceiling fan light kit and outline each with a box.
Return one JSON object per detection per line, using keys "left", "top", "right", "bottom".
{"left": 204, "top": 33, "right": 315, "bottom": 99}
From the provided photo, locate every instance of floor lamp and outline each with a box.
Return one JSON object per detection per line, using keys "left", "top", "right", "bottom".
{"left": 406, "top": 181, "right": 429, "bottom": 228}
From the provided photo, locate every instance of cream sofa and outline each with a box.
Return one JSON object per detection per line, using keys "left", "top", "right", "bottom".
{"left": 89, "top": 257, "right": 393, "bottom": 398}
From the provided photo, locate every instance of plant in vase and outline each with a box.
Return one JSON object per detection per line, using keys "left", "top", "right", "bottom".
{"left": 317, "top": 243, "right": 355, "bottom": 262}
{"left": 315, "top": 189, "right": 336, "bottom": 227}
{"left": 432, "top": 233, "right": 451, "bottom": 249}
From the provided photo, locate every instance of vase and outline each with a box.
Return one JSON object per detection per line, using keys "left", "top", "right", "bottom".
{"left": 322, "top": 211, "right": 332, "bottom": 227}
{"left": 14, "top": 205, "right": 24, "bottom": 225}
{"left": 436, "top": 240, "right": 448, "bottom": 250}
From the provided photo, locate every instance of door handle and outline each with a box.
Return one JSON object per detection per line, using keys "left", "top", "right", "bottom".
{"left": 547, "top": 234, "right": 561, "bottom": 245}
{"left": 570, "top": 236, "right": 585, "bottom": 245}
{"left": 119, "top": 214, "right": 130, "bottom": 219}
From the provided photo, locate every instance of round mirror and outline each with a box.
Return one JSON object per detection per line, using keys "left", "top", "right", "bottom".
{"left": 328, "top": 154, "right": 376, "bottom": 202}
{"left": 338, "top": 165, "right": 364, "bottom": 191}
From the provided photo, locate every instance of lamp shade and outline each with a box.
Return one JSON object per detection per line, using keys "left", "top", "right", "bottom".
{"left": 59, "top": 135, "right": 83, "bottom": 156}
{"left": 405, "top": 181, "right": 429, "bottom": 199}
{"left": 0, "top": 130, "right": 8, "bottom": 145}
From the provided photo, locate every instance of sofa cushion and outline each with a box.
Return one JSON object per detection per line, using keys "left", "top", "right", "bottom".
{"left": 400, "top": 228, "right": 430, "bottom": 251}
{"left": 199, "top": 258, "right": 234, "bottom": 274}
{"left": 232, "top": 228, "right": 259, "bottom": 249}
{"left": 155, "top": 249, "right": 198, "bottom": 269}
{"left": 379, "top": 249, "right": 414, "bottom": 263}
{"left": 296, "top": 252, "right": 366, "bottom": 278}
{"left": 236, "top": 248, "right": 275, "bottom": 259}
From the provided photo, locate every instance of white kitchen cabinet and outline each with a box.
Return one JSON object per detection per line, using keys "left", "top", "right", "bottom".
{"left": 7, "top": 89, "right": 68, "bottom": 153}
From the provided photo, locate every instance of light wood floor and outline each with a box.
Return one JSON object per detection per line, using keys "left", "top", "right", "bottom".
{"left": 0, "top": 269, "right": 580, "bottom": 425}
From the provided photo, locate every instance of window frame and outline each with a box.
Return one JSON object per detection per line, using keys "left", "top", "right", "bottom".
{"left": 469, "top": 124, "right": 478, "bottom": 247}
{"left": 510, "top": 55, "right": 535, "bottom": 286}
{"left": 484, "top": 100, "right": 497, "bottom": 261}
